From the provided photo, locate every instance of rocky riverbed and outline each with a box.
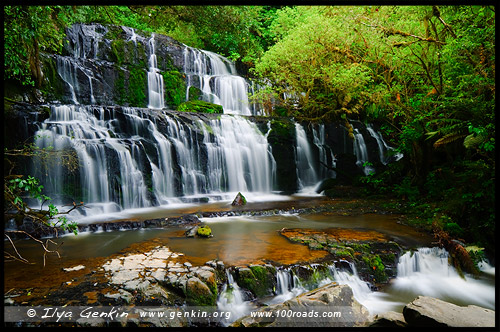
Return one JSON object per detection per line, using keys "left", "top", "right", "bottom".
{"left": 4, "top": 197, "right": 494, "bottom": 327}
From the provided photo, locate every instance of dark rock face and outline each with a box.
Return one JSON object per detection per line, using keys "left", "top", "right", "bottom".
{"left": 267, "top": 118, "right": 299, "bottom": 194}
{"left": 40, "top": 23, "right": 186, "bottom": 108}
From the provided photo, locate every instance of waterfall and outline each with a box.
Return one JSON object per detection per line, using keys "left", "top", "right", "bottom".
{"left": 312, "top": 124, "right": 336, "bottom": 179}
{"left": 183, "top": 46, "right": 254, "bottom": 115}
{"left": 32, "top": 104, "right": 277, "bottom": 220}
{"left": 147, "top": 33, "right": 165, "bottom": 109}
{"left": 28, "top": 23, "right": 403, "bottom": 222}
{"left": 217, "top": 270, "right": 252, "bottom": 326}
{"left": 392, "top": 247, "right": 495, "bottom": 310}
{"left": 295, "top": 123, "right": 319, "bottom": 189}
{"left": 366, "top": 124, "right": 403, "bottom": 164}
{"left": 267, "top": 267, "right": 306, "bottom": 305}
{"left": 353, "top": 128, "right": 375, "bottom": 176}
{"left": 57, "top": 57, "right": 80, "bottom": 104}
{"left": 33, "top": 105, "right": 151, "bottom": 215}
{"left": 205, "top": 116, "right": 276, "bottom": 193}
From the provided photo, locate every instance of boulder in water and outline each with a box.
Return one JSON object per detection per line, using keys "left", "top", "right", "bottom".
{"left": 231, "top": 283, "right": 371, "bottom": 327}
{"left": 232, "top": 192, "right": 247, "bottom": 206}
{"left": 196, "top": 225, "right": 212, "bottom": 238}
{"left": 403, "top": 296, "right": 495, "bottom": 327}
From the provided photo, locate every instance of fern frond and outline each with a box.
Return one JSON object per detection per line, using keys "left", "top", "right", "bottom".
{"left": 433, "top": 132, "right": 468, "bottom": 148}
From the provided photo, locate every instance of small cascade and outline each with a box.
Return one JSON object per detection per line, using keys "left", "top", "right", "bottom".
{"left": 217, "top": 270, "right": 252, "bottom": 326}
{"left": 312, "top": 124, "right": 336, "bottom": 179}
{"left": 267, "top": 267, "right": 307, "bottom": 305}
{"left": 353, "top": 128, "right": 375, "bottom": 176}
{"left": 147, "top": 33, "right": 165, "bottom": 109}
{"left": 392, "top": 247, "right": 495, "bottom": 310}
{"left": 366, "top": 124, "right": 403, "bottom": 164}
{"left": 183, "top": 46, "right": 254, "bottom": 115}
{"left": 328, "top": 261, "right": 374, "bottom": 305}
{"left": 56, "top": 56, "right": 97, "bottom": 105}
{"left": 33, "top": 105, "right": 151, "bottom": 214}
{"left": 57, "top": 57, "right": 80, "bottom": 104}
{"left": 204, "top": 116, "right": 276, "bottom": 193}
{"left": 295, "top": 123, "right": 319, "bottom": 190}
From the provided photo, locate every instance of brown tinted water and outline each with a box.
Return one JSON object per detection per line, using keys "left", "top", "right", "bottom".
{"left": 4, "top": 208, "right": 433, "bottom": 292}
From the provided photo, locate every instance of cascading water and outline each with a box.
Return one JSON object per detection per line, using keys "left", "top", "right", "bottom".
{"left": 217, "top": 270, "right": 253, "bottom": 326}
{"left": 183, "top": 46, "right": 254, "bottom": 116}
{"left": 28, "top": 23, "right": 400, "bottom": 222}
{"left": 267, "top": 267, "right": 307, "bottom": 305}
{"left": 295, "top": 123, "right": 336, "bottom": 191}
{"left": 147, "top": 33, "right": 165, "bottom": 109}
{"left": 366, "top": 124, "right": 403, "bottom": 165}
{"left": 390, "top": 247, "right": 495, "bottom": 310}
{"left": 312, "top": 124, "right": 336, "bottom": 180}
{"left": 295, "top": 123, "right": 319, "bottom": 190}
{"left": 353, "top": 128, "right": 375, "bottom": 176}
{"left": 32, "top": 103, "right": 277, "bottom": 221}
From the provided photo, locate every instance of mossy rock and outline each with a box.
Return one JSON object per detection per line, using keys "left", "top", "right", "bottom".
{"left": 361, "top": 254, "right": 387, "bottom": 283}
{"left": 236, "top": 266, "right": 275, "bottom": 298}
{"left": 187, "top": 86, "right": 202, "bottom": 101}
{"left": 177, "top": 100, "right": 223, "bottom": 114}
{"left": 231, "top": 192, "right": 247, "bottom": 206}
{"left": 269, "top": 119, "right": 295, "bottom": 139}
{"left": 185, "top": 276, "right": 217, "bottom": 306}
{"left": 162, "top": 70, "right": 186, "bottom": 108}
{"left": 196, "top": 225, "right": 212, "bottom": 238}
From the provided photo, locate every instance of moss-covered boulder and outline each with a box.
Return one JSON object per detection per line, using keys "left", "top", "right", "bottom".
{"left": 162, "top": 70, "right": 186, "bottom": 109}
{"left": 196, "top": 225, "right": 212, "bottom": 238}
{"left": 185, "top": 276, "right": 217, "bottom": 306}
{"left": 177, "top": 100, "right": 223, "bottom": 114}
{"left": 235, "top": 265, "right": 277, "bottom": 298}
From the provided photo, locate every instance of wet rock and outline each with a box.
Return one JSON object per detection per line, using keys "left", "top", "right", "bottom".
{"left": 279, "top": 228, "right": 401, "bottom": 285}
{"left": 403, "top": 296, "right": 495, "bottom": 327}
{"left": 231, "top": 192, "right": 247, "bottom": 206}
{"left": 232, "top": 283, "right": 371, "bottom": 327}
{"left": 196, "top": 225, "right": 212, "bottom": 237}
{"left": 235, "top": 265, "right": 276, "bottom": 298}
{"left": 185, "top": 226, "right": 199, "bottom": 237}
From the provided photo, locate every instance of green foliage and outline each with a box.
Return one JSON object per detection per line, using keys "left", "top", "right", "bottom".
{"left": 127, "top": 66, "right": 147, "bottom": 107}
{"left": 6, "top": 176, "right": 78, "bottom": 235}
{"left": 177, "top": 100, "right": 223, "bottom": 114}
{"left": 362, "top": 254, "right": 387, "bottom": 282}
{"left": 196, "top": 225, "right": 212, "bottom": 238}
{"left": 4, "top": 6, "right": 66, "bottom": 87}
{"left": 162, "top": 71, "right": 186, "bottom": 108}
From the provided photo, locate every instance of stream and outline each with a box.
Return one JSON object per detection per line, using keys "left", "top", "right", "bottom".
{"left": 4, "top": 196, "right": 495, "bottom": 324}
